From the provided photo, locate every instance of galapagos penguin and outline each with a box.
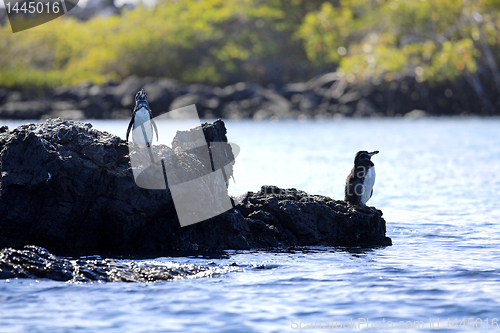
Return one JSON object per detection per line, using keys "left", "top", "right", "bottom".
{"left": 344, "top": 151, "right": 379, "bottom": 206}
{"left": 126, "top": 89, "right": 159, "bottom": 147}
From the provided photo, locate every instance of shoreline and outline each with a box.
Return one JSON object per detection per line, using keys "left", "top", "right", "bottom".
{"left": 2, "top": 74, "right": 499, "bottom": 121}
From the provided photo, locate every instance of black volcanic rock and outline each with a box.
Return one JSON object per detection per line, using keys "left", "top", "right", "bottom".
{"left": 236, "top": 186, "right": 391, "bottom": 247}
{"left": 0, "top": 101, "right": 53, "bottom": 119}
{"left": 0, "top": 245, "right": 239, "bottom": 282}
{"left": 1, "top": 72, "right": 499, "bottom": 119}
{"left": 0, "top": 118, "right": 391, "bottom": 256}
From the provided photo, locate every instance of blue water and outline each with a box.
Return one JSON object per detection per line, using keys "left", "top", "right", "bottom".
{"left": 1, "top": 117, "right": 500, "bottom": 332}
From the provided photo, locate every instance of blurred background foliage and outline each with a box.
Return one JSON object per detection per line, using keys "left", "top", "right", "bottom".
{"left": 1, "top": 0, "right": 500, "bottom": 89}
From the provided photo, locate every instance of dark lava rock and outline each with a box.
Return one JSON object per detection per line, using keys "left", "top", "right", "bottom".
{"left": 236, "top": 186, "right": 391, "bottom": 247}
{"left": 217, "top": 82, "right": 292, "bottom": 119}
{"left": 170, "top": 85, "right": 221, "bottom": 119}
{"left": 0, "top": 118, "right": 391, "bottom": 256}
{"left": 0, "top": 101, "right": 53, "bottom": 119}
{"left": 0, "top": 245, "right": 239, "bottom": 282}
{"left": 1, "top": 71, "right": 499, "bottom": 120}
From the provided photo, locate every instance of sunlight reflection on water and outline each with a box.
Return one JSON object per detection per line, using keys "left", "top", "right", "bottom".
{"left": 1, "top": 117, "right": 500, "bottom": 332}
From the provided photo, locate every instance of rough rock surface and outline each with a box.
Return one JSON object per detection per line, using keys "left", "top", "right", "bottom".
{"left": 0, "top": 118, "right": 391, "bottom": 256}
{"left": 236, "top": 186, "right": 391, "bottom": 247}
{"left": 1, "top": 73, "right": 494, "bottom": 120}
{"left": 0, "top": 245, "right": 240, "bottom": 282}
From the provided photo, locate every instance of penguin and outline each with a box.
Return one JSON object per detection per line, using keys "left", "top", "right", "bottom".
{"left": 344, "top": 151, "right": 379, "bottom": 206}
{"left": 126, "top": 89, "right": 159, "bottom": 148}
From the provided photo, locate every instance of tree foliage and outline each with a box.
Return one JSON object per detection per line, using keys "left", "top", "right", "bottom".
{"left": 0, "top": 0, "right": 499, "bottom": 89}
{"left": 299, "top": 0, "right": 500, "bottom": 84}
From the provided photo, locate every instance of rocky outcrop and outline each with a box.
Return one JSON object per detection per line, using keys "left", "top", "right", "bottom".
{"left": 2, "top": 73, "right": 492, "bottom": 121}
{"left": 0, "top": 118, "right": 391, "bottom": 256}
{"left": 0, "top": 245, "right": 240, "bottom": 282}
{"left": 237, "top": 186, "right": 391, "bottom": 247}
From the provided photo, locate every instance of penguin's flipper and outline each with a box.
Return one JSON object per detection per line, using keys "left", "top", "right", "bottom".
{"left": 151, "top": 118, "right": 159, "bottom": 141}
{"left": 370, "top": 189, "right": 373, "bottom": 199}
{"left": 126, "top": 117, "right": 134, "bottom": 142}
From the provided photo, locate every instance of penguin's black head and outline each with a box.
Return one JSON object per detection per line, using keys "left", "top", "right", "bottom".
{"left": 135, "top": 89, "right": 147, "bottom": 102}
{"left": 354, "top": 150, "right": 379, "bottom": 166}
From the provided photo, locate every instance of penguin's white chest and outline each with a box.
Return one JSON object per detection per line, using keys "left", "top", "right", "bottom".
{"left": 360, "top": 166, "right": 376, "bottom": 205}
{"left": 132, "top": 107, "right": 153, "bottom": 146}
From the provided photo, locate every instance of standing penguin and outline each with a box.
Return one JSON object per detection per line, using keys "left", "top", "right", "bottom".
{"left": 345, "top": 151, "right": 379, "bottom": 206}
{"left": 126, "top": 89, "right": 159, "bottom": 147}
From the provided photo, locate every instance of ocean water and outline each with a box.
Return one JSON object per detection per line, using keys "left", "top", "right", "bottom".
{"left": 1, "top": 117, "right": 500, "bottom": 332}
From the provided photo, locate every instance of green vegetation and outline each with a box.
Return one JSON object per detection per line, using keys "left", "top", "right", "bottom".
{"left": 1, "top": 0, "right": 500, "bottom": 89}
{"left": 298, "top": 0, "right": 500, "bottom": 84}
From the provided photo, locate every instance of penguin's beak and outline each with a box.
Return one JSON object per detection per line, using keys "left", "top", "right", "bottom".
{"left": 368, "top": 151, "right": 379, "bottom": 156}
